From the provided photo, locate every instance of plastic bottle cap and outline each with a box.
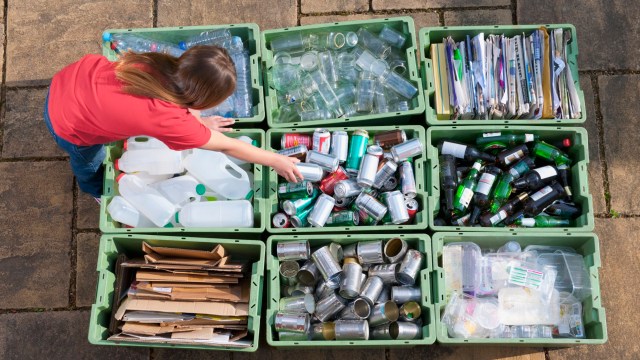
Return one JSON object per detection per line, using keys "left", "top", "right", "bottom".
{"left": 178, "top": 41, "right": 187, "bottom": 51}
{"left": 244, "top": 190, "right": 254, "bottom": 200}
{"left": 102, "top": 32, "right": 112, "bottom": 42}
{"left": 110, "top": 42, "right": 118, "bottom": 51}
{"left": 122, "top": 140, "right": 128, "bottom": 151}
{"left": 114, "top": 158, "right": 120, "bottom": 171}
{"left": 563, "top": 138, "right": 571, "bottom": 147}
{"left": 174, "top": 212, "right": 180, "bottom": 223}
{"left": 251, "top": 140, "right": 259, "bottom": 147}
{"left": 163, "top": 222, "right": 174, "bottom": 228}
{"left": 116, "top": 173, "right": 126, "bottom": 183}
{"left": 196, "top": 184, "right": 206, "bottom": 196}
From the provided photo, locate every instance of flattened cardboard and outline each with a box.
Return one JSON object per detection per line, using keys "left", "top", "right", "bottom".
{"left": 135, "top": 271, "right": 238, "bottom": 284}
{"left": 170, "top": 328, "right": 215, "bottom": 340}
{"left": 142, "top": 242, "right": 226, "bottom": 260}
{"left": 134, "top": 279, "right": 249, "bottom": 302}
{"left": 115, "top": 297, "right": 249, "bottom": 318}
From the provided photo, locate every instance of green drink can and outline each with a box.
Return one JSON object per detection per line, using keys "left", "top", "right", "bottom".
{"left": 278, "top": 181, "right": 315, "bottom": 200}
{"left": 326, "top": 210, "right": 360, "bottom": 227}
{"left": 291, "top": 206, "right": 313, "bottom": 228}
{"left": 282, "top": 188, "right": 320, "bottom": 216}
{"left": 350, "top": 202, "right": 378, "bottom": 226}
{"left": 345, "top": 129, "right": 370, "bottom": 175}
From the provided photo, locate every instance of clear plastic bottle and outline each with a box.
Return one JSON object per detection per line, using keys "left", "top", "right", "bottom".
{"left": 356, "top": 71, "right": 376, "bottom": 113}
{"left": 175, "top": 200, "right": 254, "bottom": 228}
{"left": 228, "top": 38, "right": 253, "bottom": 118}
{"left": 116, "top": 174, "right": 177, "bottom": 227}
{"left": 124, "top": 136, "right": 168, "bottom": 151}
{"left": 104, "top": 33, "right": 184, "bottom": 58}
{"left": 107, "top": 195, "right": 157, "bottom": 228}
{"left": 151, "top": 175, "right": 205, "bottom": 208}
{"left": 115, "top": 148, "right": 184, "bottom": 175}
{"left": 179, "top": 29, "right": 232, "bottom": 50}
{"left": 184, "top": 149, "right": 251, "bottom": 200}
{"left": 200, "top": 95, "right": 235, "bottom": 118}
{"left": 300, "top": 108, "right": 332, "bottom": 121}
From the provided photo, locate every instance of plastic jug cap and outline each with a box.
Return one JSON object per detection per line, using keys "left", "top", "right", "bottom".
{"left": 122, "top": 140, "right": 128, "bottom": 151}
{"left": 116, "top": 173, "right": 126, "bottom": 183}
{"left": 179, "top": 41, "right": 187, "bottom": 50}
{"left": 163, "top": 222, "right": 174, "bottom": 228}
{"left": 174, "top": 212, "right": 180, "bottom": 223}
{"left": 114, "top": 158, "right": 120, "bottom": 171}
{"left": 196, "top": 184, "right": 206, "bottom": 196}
{"left": 102, "top": 32, "right": 112, "bottom": 42}
{"left": 244, "top": 190, "right": 254, "bottom": 200}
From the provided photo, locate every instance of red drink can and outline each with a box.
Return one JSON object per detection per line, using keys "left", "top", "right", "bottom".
{"left": 313, "top": 128, "right": 331, "bottom": 154}
{"left": 319, "top": 166, "right": 349, "bottom": 196}
{"left": 281, "top": 133, "right": 312, "bottom": 149}
{"left": 405, "top": 198, "right": 419, "bottom": 223}
{"left": 273, "top": 213, "right": 291, "bottom": 228}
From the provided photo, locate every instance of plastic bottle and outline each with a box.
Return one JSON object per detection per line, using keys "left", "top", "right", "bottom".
{"left": 115, "top": 148, "right": 183, "bottom": 175}
{"left": 104, "top": 33, "right": 184, "bottom": 58}
{"left": 184, "top": 149, "right": 251, "bottom": 200}
{"left": 228, "top": 38, "right": 253, "bottom": 118}
{"left": 116, "top": 174, "right": 177, "bottom": 227}
{"left": 129, "top": 171, "right": 172, "bottom": 185}
{"left": 107, "top": 195, "right": 157, "bottom": 228}
{"left": 124, "top": 136, "right": 168, "bottom": 151}
{"left": 200, "top": 96, "right": 235, "bottom": 118}
{"left": 151, "top": 175, "right": 205, "bottom": 208}
{"left": 226, "top": 136, "right": 257, "bottom": 166}
{"left": 175, "top": 200, "right": 254, "bottom": 228}
{"left": 179, "top": 29, "right": 232, "bottom": 50}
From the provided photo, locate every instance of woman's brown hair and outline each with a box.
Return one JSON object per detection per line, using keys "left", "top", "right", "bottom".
{"left": 114, "top": 46, "right": 237, "bottom": 110}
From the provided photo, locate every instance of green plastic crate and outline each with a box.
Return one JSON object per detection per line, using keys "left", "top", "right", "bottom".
{"left": 266, "top": 126, "right": 428, "bottom": 233}
{"left": 419, "top": 24, "right": 585, "bottom": 126}
{"left": 99, "top": 129, "right": 267, "bottom": 236}
{"left": 427, "top": 126, "right": 594, "bottom": 232}
{"left": 88, "top": 234, "right": 265, "bottom": 351}
{"left": 266, "top": 234, "right": 435, "bottom": 347}
{"left": 431, "top": 232, "right": 607, "bottom": 345}
{"left": 101, "top": 23, "right": 265, "bottom": 125}
{"left": 261, "top": 17, "right": 425, "bottom": 128}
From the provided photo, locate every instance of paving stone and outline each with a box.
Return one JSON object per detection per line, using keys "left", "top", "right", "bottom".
{"left": 373, "top": 0, "right": 510, "bottom": 10}
{"left": 300, "top": 12, "right": 440, "bottom": 31}
{"left": 76, "top": 232, "right": 100, "bottom": 307}
{"left": 0, "top": 311, "right": 149, "bottom": 359}
{"left": 235, "top": 346, "right": 385, "bottom": 360}
{"left": 517, "top": 0, "right": 640, "bottom": 71}
{"left": 302, "top": 0, "right": 368, "bottom": 14}
{"left": 0, "top": 161, "right": 73, "bottom": 309}
{"left": 600, "top": 75, "right": 640, "bottom": 214}
{"left": 579, "top": 75, "right": 606, "bottom": 215}
{"left": 77, "top": 190, "right": 100, "bottom": 230}
{"left": 444, "top": 9, "right": 513, "bottom": 26}
{"left": 157, "top": 0, "right": 297, "bottom": 31}
{"left": 389, "top": 345, "right": 545, "bottom": 360}
{"left": 6, "top": 0, "right": 152, "bottom": 86}
{"left": 548, "top": 218, "right": 640, "bottom": 359}
{"left": 154, "top": 349, "right": 230, "bottom": 360}
{"left": 2, "top": 88, "right": 66, "bottom": 159}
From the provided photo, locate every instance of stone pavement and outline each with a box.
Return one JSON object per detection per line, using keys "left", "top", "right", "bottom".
{"left": 0, "top": 0, "right": 637, "bottom": 359}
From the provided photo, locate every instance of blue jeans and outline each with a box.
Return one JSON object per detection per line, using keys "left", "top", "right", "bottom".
{"left": 44, "top": 92, "right": 105, "bottom": 198}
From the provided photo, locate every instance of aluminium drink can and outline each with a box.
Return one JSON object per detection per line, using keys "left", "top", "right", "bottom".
{"left": 356, "top": 153, "right": 379, "bottom": 188}
{"left": 345, "top": 129, "right": 370, "bottom": 175}
{"left": 319, "top": 166, "right": 349, "bottom": 195}
{"left": 282, "top": 133, "right": 312, "bottom": 149}
{"left": 373, "top": 159, "right": 398, "bottom": 189}
{"left": 273, "top": 212, "right": 291, "bottom": 228}
{"left": 313, "top": 128, "right": 331, "bottom": 154}
{"left": 325, "top": 210, "right": 359, "bottom": 226}
{"left": 391, "top": 138, "right": 423, "bottom": 162}
{"left": 306, "top": 150, "right": 340, "bottom": 173}
{"left": 278, "top": 181, "right": 315, "bottom": 199}
{"left": 307, "top": 194, "right": 336, "bottom": 227}
{"left": 355, "top": 192, "right": 388, "bottom": 221}
{"left": 330, "top": 131, "right": 349, "bottom": 163}
{"left": 374, "top": 129, "right": 407, "bottom": 149}
{"left": 277, "top": 144, "right": 309, "bottom": 161}
{"left": 383, "top": 190, "right": 410, "bottom": 224}
{"left": 366, "top": 144, "right": 384, "bottom": 160}
{"left": 400, "top": 161, "right": 417, "bottom": 199}
{"left": 296, "top": 163, "right": 324, "bottom": 182}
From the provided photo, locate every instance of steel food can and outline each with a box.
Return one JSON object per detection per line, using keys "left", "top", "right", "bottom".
{"left": 291, "top": 206, "right": 313, "bottom": 228}
{"left": 278, "top": 331, "right": 311, "bottom": 341}
{"left": 366, "top": 144, "right": 384, "bottom": 160}
{"left": 275, "top": 311, "right": 310, "bottom": 333}
{"left": 277, "top": 144, "right": 308, "bottom": 161}
{"left": 368, "top": 301, "right": 399, "bottom": 327}
{"left": 338, "top": 298, "right": 371, "bottom": 320}
{"left": 282, "top": 133, "right": 312, "bottom": 149}
{"left": 383, "top": 190, "right": 410, "bottom": 224}
{"left": 369, "top": 263, "right": 399, "bottom": 284}
{"left": 273, "top": 212, "right": 291, "bottom": 228}
{"left": 279, "top": 294, "right": 316, "bottom": 314}
{"left": 374, "top": 129, "right": 407, "bottom": 149}
{"left": 307, "top": 194, "right": 335, "bottom": 227}
{"left": 376, "top": 286, "right": 390, "bottom": 303}
{"left": 277, "top": 240, "right": 310, "bottom": 261}
{"left": 356, "top": 240, "right": 384, "bottom": 264}
{"left": 400, "top": 161, "right": 417, "bottom": 198}
{"left": 313, "top": 128, "right": 331, "bottom": 154}
{"left": 297, "top": 260, "right": 320, "bottom": 286}
{"left": 396, "top": 249, "right": 423, "bottom": 286}
{"left": 330, "top": 130, "right": 349, "bottom": 163}
{"left": 310, "top": 321, "right": 336, "bottom": 340}
{"left": 325, "top": 210, "right": 359, "bottom": 227}
{"left": 315, "top": 291, "right": 349, "bottom": 322}
{"left": 384, "top": 237, "right": 408, "bottom": 264}
{"left": 356, "top": 153, "right": 379, "bottom": 188}
{"left": 319, "top": 166, "right": 349, "bottom": 195}
{"left": 311, "top": 246, "right": 343, "bottom": 287}
{"left": 398, "top": 301, "right": 421, "bottom": 322}
{"left": 345, "top": 129, "right": 370, "bottom": 175}
{"left": 315, "top": 279, "right": 336, "bottom": 300}
{"left": 391, "top": 286, "right": 422, "bottom": 304}
{"left": 280, "top": 260, "right": 300, "bottom": 285}
{"left": 355, "top": 192, "right": 388, "bottom": 221}
{"left": 306, "top": 150, "right": 340, "bottom": 173}
{"left": 334, "top": 320, "right": 369, "bottom": 340}
{"left": 373, "top": 159, "right": 398, "bottom": 189}
{"left": 360, "top": 276, "right": 384, "bottom": 305}
{"left": 391, "top": 138, "right": 423, "bottom": 162}
{"left": 278, "top": 181, "right": 315, "bottom": 199}
{"left": 392, "top": 321, "right": 421, "bottom": 340}
{"left": 339, "top": 258, "right": 363, "bottom": 299}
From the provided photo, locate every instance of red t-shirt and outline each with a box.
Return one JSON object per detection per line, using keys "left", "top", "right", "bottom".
{"left": 48, "top": 54, "right": 211, "bottom": 151}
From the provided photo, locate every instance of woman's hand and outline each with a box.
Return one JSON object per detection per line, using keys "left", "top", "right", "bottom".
{"left": 271, "top": 155, "right": 303, "bottom": 183}
{"left": 200, "top": 115, "right": 235, "bottom": 133}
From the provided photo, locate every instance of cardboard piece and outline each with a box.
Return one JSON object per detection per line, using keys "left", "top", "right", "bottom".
{"left": 132, "top": 279, "right": 250, "bottom": 303}
{"left": 142, "top": 242, "right": 226, "bottom": 260}
{"left": 114, "top": 297, "right": 249, "bottom": 319}
{"left": 171, "top": 328, "right": 215, "bottom": 340}
{"left": 135, "top": 271, "right": 239, "bottom": 284}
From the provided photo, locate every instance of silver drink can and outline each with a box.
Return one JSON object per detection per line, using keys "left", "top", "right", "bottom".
{"left": 376, "top": 286, "right": 390, "bottom": 303}
{"left": 306, "top": 150, "right": 339, "bottom": 172}
{"left": 396, "top": 249, "right": 423, "bottom": 286}
{"left": 342, "top": 243, "right": 357, "bottom": 258}
{"left": 373, "top": 159, "right": 398, "bottom": 189}
{"left": 369, "top": 263, "right": 399, "bottom": 284}
{"left": 367, "top": 144, "right": 384, "bottom": 160}
{"left": 334, "top": 320, "right": 369, "bottom": 340}
{"left": 339, "top": 259, "right": 363, "bottom": 299}
{"left": 296, "top": 162, "right": 324, "bottom": 182}
{"left": 334, "top": 195, "right": 356, "bottom": 208}
{"left": 308, "top": 194, "right": 335, "bottom": 227}
{"left": 391, "top": 138, "right": 423, "bottom": 162}
{"left": 280, "top": 260, "right": 300, "bottom": 286}
{"left": 368, "top": 301, "right": 399, "bottom": 327}
{"left": 277, "top": 240, "right": 310, "bottom": 261}
{"left": 311, "top": 246, "right": 343, "bottom": 287}
{"left": 279, "top": 294, "right": 316, "bottom": 314}
{"left": 356, "top": 153, "right": 379, "bottom": 188}
{"left": 278, "top": 331, "right": 311, "bottom": 341}
{"left": 330, "top": 131, "right": 349, "bottom": 164}
{"left": 275, "top": 311, "right": 310, "bottom": 333}
{"left": 399, "top": 301, "right": 421, "bottom": 322}
{"left": 334, "top": 179, "right": 362, "bottom": 198}
{"left": 356, "top": 240, "right": 384, "bottom": 264}
{"left": 382, "top": 176, "right": 398, "bottom": 191}
{"left": 393, "top": 321, "right": 421, "bottom": 340}
{"left": 315, "top": 291, "right": 349, "bottom": 322}
{"left": 384, "top": 237, "right": 408, "bottom": 264}
{"left": 297, "top": 260, "right": 320, "bottom": 286}
{"left": 400, "top": 161, "right": 417, "bottom": 198}
{"left": 391, "top": 286, "right": 422, "bottom": 304}
{"left": 338, "top": 297, "right": 371, "bottom": 320}
{"left": 355, "top": 192, "right": 388, "bottom": 221}
{"left": 359, "top": 276, "right": 384, "bottom": 306}
{"left": 384, "top": 190, "right": 410, "bottom": 224}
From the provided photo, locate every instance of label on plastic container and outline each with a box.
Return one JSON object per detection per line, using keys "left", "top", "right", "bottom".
{"left": 476, "top": 173, "right": 497, "bottom": 195}
{"left": 533, "top": 165, "right": 557, "bottom": 180}
{"left": 508, "top": 266, "right": 543, "bottom": 289}
{"left": 441, "top": 142, "right": 467, "bottom": 159}
{"left": 459, "top": 188, "right": 474, "bottom": 207}
{"left": 530, "top": 185, "right": 553, "bottom": 202}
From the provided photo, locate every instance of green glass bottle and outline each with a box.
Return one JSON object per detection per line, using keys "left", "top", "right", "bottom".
{"left": 489, "top": 173, "right": 514, "bottom": 213}
{"left": 515, "top": 215, "right": 570, "bottom": 227}
{"left": 453, "top": 160, "right": 483, "bottom": 216}
{"left": 532, "top": 142, "right": 572, "bottom": 166}
{"left": 476, "top": 132, "right": 539, "bottom": 147}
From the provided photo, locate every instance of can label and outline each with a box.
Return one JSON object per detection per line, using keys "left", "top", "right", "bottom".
{"left": 283, "top": 133, "right": 312, "bottom": 149}
{"left": 313, "top": 129, "right": 331, "bottom": 154}
{"left": 476, "top": 173, "right": 497, "bottom": 195}
{"left": 326, "top": 210, "right": 358, "bottom": 226}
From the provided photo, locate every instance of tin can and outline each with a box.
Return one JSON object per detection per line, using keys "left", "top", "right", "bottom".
{"left": 369, "top": 263, "right": 399, "bottom": 284}
{"left": 399, "top": 301, "right": 421, "bottom": 322}
{"left": 311, "top": 246, "right": 343, "bottom": 288}
{"left": 310, "top": 322, "right": 336, "bottom": 340}
{"left": 296, "top": 163, "right": 324, "bottom": 182}
{"left": 345, "top": 129, "right": 370, "bottom": 175}
{"left": 400, "top": 161, "right": 417, "bottom": 199}
{"left": 306, "top": 150, "right": 339, "bottom": 173}
{"left": 279, "top": 294, "right": 316, "bottom": 314}
{"left": 383, "top": 190, "right": 410, "bottom": 224}
{"left": 296, "top": 260, "right": 320, "bottom": 286}
{"left": 374, "top": 129, "right": 407, "bottom": 149}
{"left": 308, "top": 194, "right": 335, "bottom": 227}
{"left": 373, "top": 159, "right": 398, "bottom": 189}
{"left": 339, "top": 258, "right": 363, "bottom": 299}
{"left": 391, "top": 286, "right": 422, "bottom": 304}
{"left": 376, "top": 286, "right": 390, "bottom": 303}
{"left": 315, "top": 279, "right": 336, "bottom": 300}
{"left": 383, "top": 176, "right": 398, "bottom": 191}
{"left": 330, "top": 130, "right": 349, "bottom": 163}
{"left": 392, "top": 321, "right": 421, "bottom": 340}
{"left": 319, "top": 166, "right": 349, "bottom": 195}
{"left": 391, "top": 138, "right": 423, "bottom": 162}
{"left": 313, "top": 128, "right": 331, "bottom": 154}
{"left": 277, "top": 240, "right": 310, "bottom": 261}
{"left": 328, "top": 242, "right": 344, "bottom": 263}
{"left": 338, "top": 298, "right": 371, "bottom": 320}
{"left": 360, "top": 276, "right": 384, "bottom": 306}
{"left": 356, "top": 153, "right": 379, "bottom": 188}
{"left": 396, "top": 249, "right": 423, "bottom": 286}
{"left": 282, "top": 133, "right": 312, "bottom": 149}
{"left": 275, "top": 311, "right": 310, "bottom": 333}
{"left": 367, "top": 145, "right": 384, "bottom": 160}
{"left": 384, "top": 237, "right": 408, "bottom": 264}
{"left": 278, "top": 181, "right": 315, "bottom": 200}
{"left": 277, "top": 144, "right": 308, "bottom": 161}
{"left": 284, "top": 284, "right": 315, "bottom": 297}
{"left": 273, "top": 212, "right": 291, "bottom": 228}
{"left": 315, "top": 291, "right": 349, "bottom": 322}
{"left": 405, "top": 198, "right": 418, "bottom": 222}
{"left": 278, "top": 331, "right": 311, "bottom": 341}
{"left": 334, "top": 320, "right": 369, "bottom": 340}
{"left": 334, "top": 179, "right": 362, "bottom": 199}
{"left": 291, "top": 206, "right": 313, "bottom": 228}
{"left": 368, "top": 301, "right": 399, "bottom": 327}
{"left": 356, "top": 240, "right": 384, "bottom": 264}
{"left": 355, "top": 192, "right": 388, "bottom": 221}
{"left": 370, "top": 323, "right": 394, "bottom": 340}
{"left": 335, "top": 195, "right": 356, "bottom": 208}
{"left": 326, "top": 210, "right": 359, "bottom": 227}
{"left": 279, "top": 260, "right": 300, "bottom": 285}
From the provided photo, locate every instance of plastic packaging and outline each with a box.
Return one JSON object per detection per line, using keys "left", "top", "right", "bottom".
{"left": 116, "top": 174, "right": 177, "bottom": 227}
{"left": 115, "top": 148, "right": 184, "bottom": 175}
{"left": 151, "top": 175, "right": 205, "bottom": 208}
{"left": 106, "top": 196, "right": 157, "bottom": 228}
{"left": 184, "top": 149, "right": 251, "bottom": 200}
{"left": 443, "top": 242, "right": 482, "bottom": 297}
{"left": 175, "top": 200, "right": 254, "bottom": 228}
